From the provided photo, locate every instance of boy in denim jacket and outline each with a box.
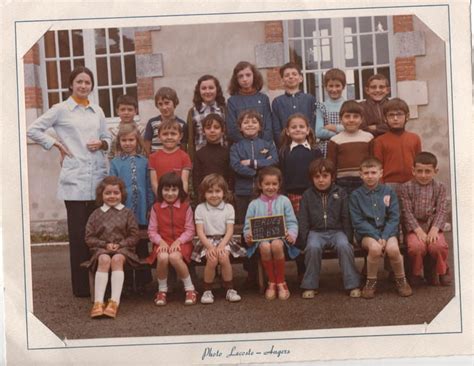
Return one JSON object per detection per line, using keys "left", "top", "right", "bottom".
{"left": 349, "top": 157, "right": 412, "bottom": 299}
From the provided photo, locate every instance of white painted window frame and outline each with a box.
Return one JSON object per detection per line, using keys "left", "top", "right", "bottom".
{"left": 283, "top": 16, "right": 396, "bottom": 102}
{"left": 38, "top": 28, "right": 137, "bottom": 123}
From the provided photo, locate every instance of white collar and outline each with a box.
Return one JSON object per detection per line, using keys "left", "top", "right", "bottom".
{"left": 289, "top": 140, "right": 311, "bottom": 152}
{"left": 205, "top": 201, "right": 226, "bottom": 211}
{"left": 100, "top": 203, "right": 125, "bottom": 212}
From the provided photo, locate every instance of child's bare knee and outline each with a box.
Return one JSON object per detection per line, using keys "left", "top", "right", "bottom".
{"left": 169, "top": 252, "right": 183, "bottom": 264}
{"left": 270, "top": 239, "right": 284, "bottom": 254}
{"left": 259, "top": 242, "right": 271, "bottom": 254}
{"left": 98, "top": 254, "right": 111, "bottom": 267}
{"left": 207, "top": 257, "right": 218, "bottom": 267}
{"left": 218, "top": 252, "right": 230, "bottom": 264}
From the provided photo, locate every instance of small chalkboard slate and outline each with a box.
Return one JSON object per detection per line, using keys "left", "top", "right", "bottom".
{"left": 249, "top": 215, "right": 286, "bottom": 241}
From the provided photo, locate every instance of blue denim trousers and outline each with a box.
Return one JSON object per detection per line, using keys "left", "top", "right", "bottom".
{"left": 301, "top": 230, "right": 361, "bottom": 290}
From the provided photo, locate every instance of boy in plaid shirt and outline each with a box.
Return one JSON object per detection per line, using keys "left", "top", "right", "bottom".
{"left": 400, "top": 152, "right": 450, "bottom": 286}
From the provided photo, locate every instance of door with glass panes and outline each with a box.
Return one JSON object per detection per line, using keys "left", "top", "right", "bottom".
{"left": 284, "top": 16, "right": 395, "bottom": 102}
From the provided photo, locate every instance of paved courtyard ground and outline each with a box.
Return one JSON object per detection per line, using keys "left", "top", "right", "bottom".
{"left": 30, "top": 233, "right": 456, "bottom": 341}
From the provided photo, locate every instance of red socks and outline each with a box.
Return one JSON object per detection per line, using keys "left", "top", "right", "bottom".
{"left": 261, "top": 259, "right": 286, "bottom": 284}
{"left": 274, "top": 258, "right": 286, "bottom": 284}
{"left": 261, "top": 260, "right": 276, "bottom": 283}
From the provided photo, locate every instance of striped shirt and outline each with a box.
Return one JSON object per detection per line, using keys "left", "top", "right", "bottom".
{"left": 327, "top": 130, "right": 373, "bottom": 178}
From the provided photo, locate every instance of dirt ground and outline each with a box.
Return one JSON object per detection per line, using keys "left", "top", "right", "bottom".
{"left": 29, "top": 233, "right": 456, "bottom": 341}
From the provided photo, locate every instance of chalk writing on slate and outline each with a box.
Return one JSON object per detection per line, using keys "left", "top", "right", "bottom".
{"left": 250, "top": 215, "right": 286, "bottom": 241}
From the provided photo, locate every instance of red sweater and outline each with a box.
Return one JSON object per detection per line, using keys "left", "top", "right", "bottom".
{"left": 373, "top": 130, "right": 421, "bottom": 183}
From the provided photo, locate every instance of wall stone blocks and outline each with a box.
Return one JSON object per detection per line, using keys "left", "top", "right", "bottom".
{"left": 25, "top": 87, "right": 43, "bottom": 109}
{"left": 24, "top": 44, "right": 40, "bottom": 65}
{"left": 135, "top": 31, "right": 152, "bottom": 55}
{"left": 137, "top": 77, "right": 154, "bottom": 101}
{"left": 265, "top": 21, "right": 283, "bottom": 42}
{"left": 393, "top": 15, "right": 414, "bottom": 33}
{"left": 395, "top": 57, "right": 416, "bottom": 81}
{"left": 394, "top": 31, "right": 426, "bottom": 57}
{"left": 397, "top": 80, "right": 428, "bottom": 106}
{"left": 255, "top": 42, "right": 284, "bottom": 69}
{"left": 136, "top": 53, "right": 163, "bottom": 77}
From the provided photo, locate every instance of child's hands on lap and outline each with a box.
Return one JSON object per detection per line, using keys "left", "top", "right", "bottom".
{"left": 426, "top": 227, "right": 439, "bottom": 245}
{"left": 245, "top": 233, "right": 253, "bottom": 246}
{"left": 169, "top": 240, "right": 182, "bottom": 253}
{"left": 285, "top": 232, "right": 295, "bottom": 245}
{"left": 158, "top": 240, "right": 169, "bottom": 253}
{"left": 106, "top": 243, "right": 119, "bottom": 252}
{"left": 414, "top": 227, "right": 428, "bottom": 244}
{"left": 206, "top": 247, "right": 218, "bottom": 260}
{"left": 377, "top": 239, "right": 386, "bottom": 254}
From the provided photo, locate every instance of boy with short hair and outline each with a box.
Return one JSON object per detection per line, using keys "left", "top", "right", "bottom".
{"left": 108, "top": 94, "right": 142, "bottom": 159}
{"left": 360, "top": 74, "right": 390, "bottom": 137}
{"left": 372, "top": 97, "right": 422, "bottom": 194}
{"left": 298, "top": 158, "right": 361, "bottom": 298}
{"left": 144, "top": 87, "right": 187, "bottom": 155}
{"left": 315, "top": 68, "right": 347, "bottom": 156}
{"left": 271, "top": 62, "right": 316, "bottom": 144}
{"left": 327, "top": 100, "right": 373, "bottom": 194}
{"left": 400, "top": 152, "right": 450, "bottom": 286}
{"left": 349, "top": 157, "right": 412, "bottom": 299}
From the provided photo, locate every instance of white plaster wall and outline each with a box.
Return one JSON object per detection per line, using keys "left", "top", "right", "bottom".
{"left": 148, "top": 22, "right": 267, "bottom": 122}
{"left": 409, "top": 17, "right": 451, "bottom": 195}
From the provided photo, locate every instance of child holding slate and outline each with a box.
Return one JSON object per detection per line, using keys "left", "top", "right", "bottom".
{"left": 244, "top": 167, "right": 299, "bottom": 300}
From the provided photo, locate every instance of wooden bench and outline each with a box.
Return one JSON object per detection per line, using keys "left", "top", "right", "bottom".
{"left": 88, "top": 226, "right": 370, "bottom": 300}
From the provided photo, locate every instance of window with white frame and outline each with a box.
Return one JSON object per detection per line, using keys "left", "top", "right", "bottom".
{"left": 39, "top": 28, "right": 137, "bottom": 120}
{"left": 284, "top": 16, "right": 395, "bottom": 102}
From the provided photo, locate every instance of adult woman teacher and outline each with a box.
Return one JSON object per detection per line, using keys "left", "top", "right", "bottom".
{"left": 27, "top": 66, "right": 111, "bottom": 297}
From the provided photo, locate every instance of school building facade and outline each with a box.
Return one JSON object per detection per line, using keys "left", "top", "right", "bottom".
{"left": 24, "top": 14, "right": 450, "bottom": 236}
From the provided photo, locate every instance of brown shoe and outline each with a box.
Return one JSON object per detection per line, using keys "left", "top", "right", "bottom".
{"left": 395, "top": 277, "right": 413, "bottom": 297}
{"left": 439, "top": 268, "right": 452, "bottom": 286}
{"left": 103, "top": 300, "right": 119, "bottom": 318}
{"left": 90, "top": 302, "right": 105, "bottom": 318}
{"left": 361, "top": 279, "right": 377, "bottom": 299}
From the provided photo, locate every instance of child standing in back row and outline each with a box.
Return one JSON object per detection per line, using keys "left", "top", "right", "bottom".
{"left": 315, "top": 68, "right": 347, "bottom": 157}
{"left": 327, "top": 100, "right": 373, "bottom": 195}
{"left": 244, "top": 167, "right": 299, "bottom": 300}
{"left": 360, "top": 74, "right": 390, "bottom": 137}
{"left": 271, "top": 62, "right": 316, "bottom": 144}
{"left": 230, "top": 110, "right": 278, "bottom": 224}
{"left": 400, "top": 152, "right": 450, "bottom": 286}
{"left": 279, "top": 113, "right": 322, "bottom": 213}
{"left": 192, "top": 114, "right": 232, "bottom": 195}
{"left": 108, "top": 95, "right": 143, "bottom": 159}
{"left": 148, "top": 120, "right": 192, "bottom": 195}
{"left": 226, "top": 61, "right": 273, "bottom": 144}
{"left": 187, "top": 75, "right": 227, "bottom": 161}
{"left": 373, "top": 98, "right": 422, "bottom": 195}
{"left": 349, "top": 157, "right": 412, "bottom": 299}
{"left": 144, "top": 87, "right": 187, "bottom": 155}
{"left": 110, "top": 123, "right": 154, "bottom": 290}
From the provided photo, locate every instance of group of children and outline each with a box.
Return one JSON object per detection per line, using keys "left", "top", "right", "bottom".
{"left": 83, "top": 61, "right": 450, "bottom": 319}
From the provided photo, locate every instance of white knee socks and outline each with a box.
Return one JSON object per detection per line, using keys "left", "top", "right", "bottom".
{"left": 94, "top": 271, "right": 109, "bottom": 303}
{"left": 110, "top": 271, "right": 124, "bottom": 304}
